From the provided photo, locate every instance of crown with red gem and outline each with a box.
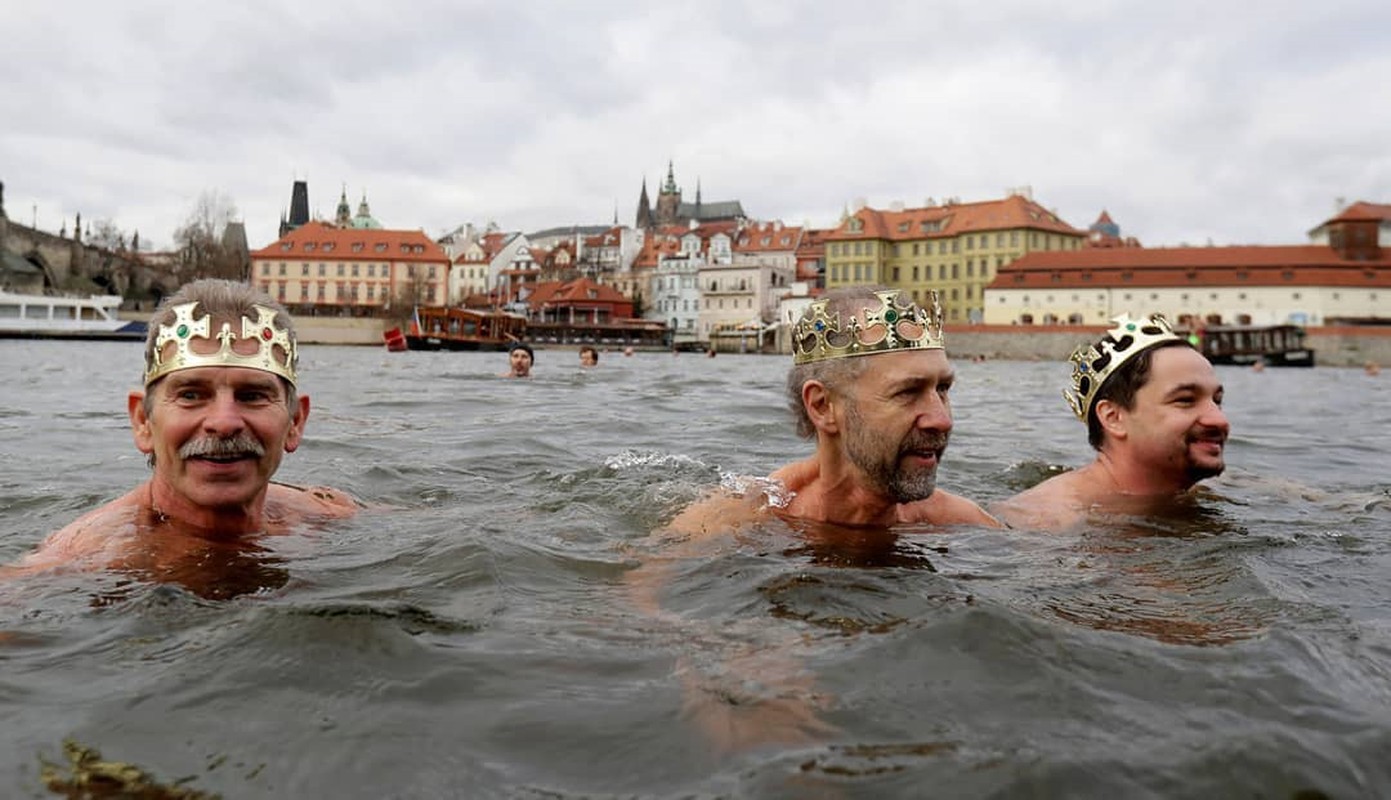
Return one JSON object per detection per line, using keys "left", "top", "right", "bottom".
{"left": 1064, "top": 313, "right": 1182, "bottom": 421}
{"left": 144, "top": 301, "right": 298, "bottom": 387}
{"left": 792, "top": 289, "right": 945, "bottom": 365}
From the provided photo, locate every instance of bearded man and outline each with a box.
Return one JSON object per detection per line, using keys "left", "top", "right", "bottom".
{"left": 667, "top": 285, "right": 999, "bottom": 533}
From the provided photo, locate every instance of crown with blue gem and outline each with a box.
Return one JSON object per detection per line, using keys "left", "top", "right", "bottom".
{"left": 1064, "top": 313, "right": 1182, "bottom": 421}
{"left": 792, "top": 289, "right": 945, "bottom": 365}
{"left": 144, "top": 301, "right": 298, "bottom": 387}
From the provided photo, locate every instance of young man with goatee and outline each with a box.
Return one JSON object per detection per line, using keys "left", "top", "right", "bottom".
{"left": 992, "top": 313, "right": 1230, "bottom": 531}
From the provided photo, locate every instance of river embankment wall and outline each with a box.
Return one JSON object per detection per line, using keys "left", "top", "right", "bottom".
{"left": 119, "top": 312, "right": 1391, "bottom": 366}
{"left": 945, "top": 324, "right": 1391, "bottom": 367}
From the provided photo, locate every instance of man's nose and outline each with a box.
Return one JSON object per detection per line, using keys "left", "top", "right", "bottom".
{"left": 916, "top": 393, "right": 953, "bottom": 432}
{"left": 202, "top": 392, "right": 246, "bottom": 435}
{"left": 1201, "top": 398, "right": 1229, "bottom": 434}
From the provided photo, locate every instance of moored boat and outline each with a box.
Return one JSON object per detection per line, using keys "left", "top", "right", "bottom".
{"left": 0, "top": 290, "right": 146, "bottom": 341}
{"left": 399, "top": 306, "right": 528, "bottom": 351}
{"left": 1183, "top": 323, "right": 1315, "bottom": 367}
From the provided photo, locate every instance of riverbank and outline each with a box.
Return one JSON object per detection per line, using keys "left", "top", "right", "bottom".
{"left": 118, "top": 312, "right": 1391, "bottom": 366}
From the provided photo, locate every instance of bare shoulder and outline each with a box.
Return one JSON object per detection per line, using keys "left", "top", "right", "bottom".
{"left": 665, "top": 488, "right": 767, "bottom": 539}
{"left": 8, "top": 490, "right": 145, "bottom": 574}
{"left": 990, "top": 471, "right": 1088, "bottom": 532}
{"left": 899, "top": 489, "right": 1004, "bottom": 527}
{"left": 269, "top": 482, "right": 362, "bottom": 519}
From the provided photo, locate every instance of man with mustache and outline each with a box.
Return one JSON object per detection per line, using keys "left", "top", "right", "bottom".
{"left": 10, "top": 279, "right": 358, "bottom": 572}
{"left": 992, "top": 313, "right": 1230, "bottom": 531}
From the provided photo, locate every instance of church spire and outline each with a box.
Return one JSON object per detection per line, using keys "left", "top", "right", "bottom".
{"left": 635, "top": 175, "right": 653, "bottom": 230}
{"left": 661, "top": 160, "right": 678, "bottom": 194}
{"left": 335, "top": 184, "right": 351, "bottom": 226}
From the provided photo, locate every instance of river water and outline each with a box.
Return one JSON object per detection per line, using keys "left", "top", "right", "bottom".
{"left": 2, "top": 340, "right": 1389, "bottom": 798}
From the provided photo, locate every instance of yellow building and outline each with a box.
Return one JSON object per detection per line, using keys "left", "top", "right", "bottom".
{"left": 823, "top": 193, "right": 1085, "bottom": 322}
{"left": 250, "top": 221, "right": 451, "bottom": 316}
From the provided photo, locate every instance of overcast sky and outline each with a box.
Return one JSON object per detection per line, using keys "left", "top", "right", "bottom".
{"left": 4, "top": 1, "right": 1388, "bottom": 253}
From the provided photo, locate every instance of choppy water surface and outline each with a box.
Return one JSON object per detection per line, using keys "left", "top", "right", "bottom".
{"left": 2, "top": 340, "right": 1389, "bottom": 798}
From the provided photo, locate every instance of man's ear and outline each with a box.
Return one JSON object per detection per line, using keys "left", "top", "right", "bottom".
{"left": 284, "top": 394, "right": 311, "bottom": 453}
{"left": 803, "top": 380, "right": 840, "bottom": 436}
{"left": 128, "top": 391, "right": 154, "bottom": 454}
{"left": 1094, "top": 398, "right": 1127, "bottom": 441}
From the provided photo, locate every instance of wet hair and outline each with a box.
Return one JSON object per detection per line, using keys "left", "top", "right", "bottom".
{"left": 784, "top": 285, "right": 897, "bottom": 439}
{"left": 1086, "top": 339, "right": 1194, "bottom": 450}
{"left": 579, "top": 346, "right": 598, "bottom": 363}
{"left": 510, "top": 342, "right": 535, "bottom": 363}
{"left": 141, "top": 279, "right": 298, "bottom": 419}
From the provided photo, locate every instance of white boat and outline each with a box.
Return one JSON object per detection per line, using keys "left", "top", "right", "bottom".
{"left": 0, "top": 290, "right": 146, "bottom": 340}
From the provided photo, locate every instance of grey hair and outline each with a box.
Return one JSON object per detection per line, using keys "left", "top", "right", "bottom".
{"left": 785, "top": 285, "right": 904, "bottom": 439}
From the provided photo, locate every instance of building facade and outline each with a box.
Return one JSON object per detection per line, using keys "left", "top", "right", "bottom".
{"left": 250, "top": 221, "right": 450, "bottom": 315}
{"left": 823, "top": 192, "right": 1086, "bottom": 323}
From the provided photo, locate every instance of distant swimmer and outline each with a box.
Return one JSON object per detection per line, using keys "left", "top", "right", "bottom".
{"left": 501, "top": 342, "right": 534, "bottom": 378}
{"left": 992, "top": 314, "right": 1229, "bottom": 532}
{"left": 4, "top": 279, "right": 360, "bottom": 580}
{"left": 1366, "top": 361, "right": 1381, "bottom": 376}
{"left": 579, "top": 345, "right": 598, "bottom": 367}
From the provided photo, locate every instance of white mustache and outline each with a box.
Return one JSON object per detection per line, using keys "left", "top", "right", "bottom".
{"left": 179, "top": 433, "right": 266, "bottom": 460}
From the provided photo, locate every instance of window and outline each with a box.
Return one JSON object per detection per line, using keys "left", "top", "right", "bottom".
{"left": 301, "top": 264, "right": 309, "bottom": 276}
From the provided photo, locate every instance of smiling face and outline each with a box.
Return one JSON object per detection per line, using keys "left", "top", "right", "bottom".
{"left": 131, "top": 365, "right": 308, "bottom": 517}
{"left": 1111, "top": 346, "right": 1229, "bottom": 485}
{"left": 836, "top": 349, "right": 955, "bottom": 503}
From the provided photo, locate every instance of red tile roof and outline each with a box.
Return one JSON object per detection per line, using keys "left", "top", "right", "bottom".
{"left": 251, "top": 221, "right": 448, "bottom": 263}
{"left": 826, "top": 194, "right": 1082, "bottom": 242}
{"left": 1324, "top": 201, "right": 1391, "bottom": 225}
{"left": 991, "top": 244, "right": 1391, "bottom": 290}
{"left": 734, "top": 222, "right": 804, "bottom": 253}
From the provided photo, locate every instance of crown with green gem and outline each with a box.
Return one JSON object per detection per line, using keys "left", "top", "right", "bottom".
{"left": 1064, "top": 313, "right": 1181, "bottom": 421}
{"left": 792, "top": 289, "right": 945, "bottom": 365}
{"left": 144, "top": 301, "right": 298, "bottom": 387}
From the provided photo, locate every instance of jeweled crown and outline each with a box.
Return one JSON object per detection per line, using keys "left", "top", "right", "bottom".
{"left": 1064, "top": 313, "right": 1181, "bottom": 421}
{"left": 792, "top": 289, "right": 945, "bottom": 365}
{"left": 144, "top": 301, "right": 298, "bottom": 387}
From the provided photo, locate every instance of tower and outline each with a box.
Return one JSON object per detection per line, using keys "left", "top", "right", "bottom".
{"left": 280, "top": 179, "right": 310, "bottom": 237}
{"left": 335, "top": 185, "right": 352, "bottom": 226}
{"left": 655, "top": 160, "right": 682, "bottom": 227}
{"left": 635, "top": 176, "right": 653, "bottom": 230}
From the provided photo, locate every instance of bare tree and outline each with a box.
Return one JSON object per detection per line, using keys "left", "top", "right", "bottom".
{"left": 87, "top": 219, "right": 128, "bottom": 252}
{"left": 385, "top": 266, "right": 432, "bottom": 326}
{"left": 172, "top": 189, "right": 245, "bottom": 282}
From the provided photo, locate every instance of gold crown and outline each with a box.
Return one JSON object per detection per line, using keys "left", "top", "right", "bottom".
{"left": 1064, "top": 313, "right": 1181, "bottom": 421}
{"left": 792, "top": 289, "right": 945, "bottom": 365}
{"left": 144, "top": 301, "right": 298, "bottom": 387}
